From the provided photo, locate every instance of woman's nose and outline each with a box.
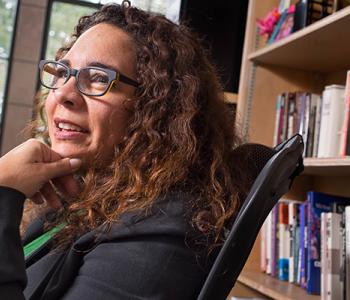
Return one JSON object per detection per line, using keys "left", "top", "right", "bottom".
{"left": 52, "top": 76, "right": 85, "bottom": 108}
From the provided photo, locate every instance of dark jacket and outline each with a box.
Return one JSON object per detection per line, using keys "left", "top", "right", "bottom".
{"left": 0, "top": 186, "right": 209, "bottom": 299}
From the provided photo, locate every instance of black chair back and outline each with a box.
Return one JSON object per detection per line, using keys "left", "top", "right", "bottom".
{"left": 197, "top": 134, "right": 304, "bottom": 300}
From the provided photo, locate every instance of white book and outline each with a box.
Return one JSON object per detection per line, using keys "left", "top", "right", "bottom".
{"left": 260, "top": 219, "right": 267, "bottom": 272}
{"left": 326, "top": 212, "right": 342, "bottom": 300}
{"left": 278, "top": 202, "right": 289, "bottom": 281}
{"left": 345, "top": 207, "right": 350, "bottom": 300}
{"left": 266, "top": 212, "right": 272, "bottom": 274}
{"left": 318, "top": 85, "right": 346, "bottom": 158}
{"left": 288, "top": 202, "right": 296, "bottom": 283}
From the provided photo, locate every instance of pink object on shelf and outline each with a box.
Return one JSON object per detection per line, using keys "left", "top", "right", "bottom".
{"left": 256, "top": 7, "right": 281, "bottom": 38}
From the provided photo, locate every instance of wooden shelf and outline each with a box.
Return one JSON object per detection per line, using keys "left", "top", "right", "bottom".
{"left": 248, "top": 6, "right": 350, "bottom": 72}
{"left": 224, "top": 92, "right": 238, "bottom": 104}
{"left": 237, "top": 270, "right": 320, "bottom": 300}
{"left": 303, "top": 157, "right": 350, "bottom": 176}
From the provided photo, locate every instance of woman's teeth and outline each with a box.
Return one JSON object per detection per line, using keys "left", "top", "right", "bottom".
{"left": 58, "top": 122, "right": 85, "bottom": 132}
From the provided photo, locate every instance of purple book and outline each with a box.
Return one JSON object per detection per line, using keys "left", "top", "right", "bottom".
{"left": 300, "top": 202, "right": 308, "bottom": 289}
{"left": 271, "top": 204, "right": 279, "bottom": 277}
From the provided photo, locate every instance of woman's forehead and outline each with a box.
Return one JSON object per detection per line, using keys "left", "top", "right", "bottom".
{"left": 64, "top": 23, "right": 136, "bottom": 75}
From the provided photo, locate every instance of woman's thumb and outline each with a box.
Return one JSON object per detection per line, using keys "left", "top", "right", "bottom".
{"left": 43, "top": 158, "right": 82, "bottom": 179}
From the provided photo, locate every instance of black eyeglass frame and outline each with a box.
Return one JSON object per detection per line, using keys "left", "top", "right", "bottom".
{"left": 38, "top": 59, "right": 139, "bottom": 97}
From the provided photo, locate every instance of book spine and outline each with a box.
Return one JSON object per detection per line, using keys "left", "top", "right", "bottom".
{"left": 278, "top": 202, "right": 289, "bottom": 281}
{"left": 271, "top": 204, "right": 279, "bottom": 277}
{"left": 307, "top": 192, "right": 322, "bottom": 295}
{"left": 318, "top": 85, "right": 345, "bottom": 157}
{"left": 321, "top": 212, "right": 327, "bottom": 300}
{"left": 340, "top": 71, "right": 350, "bottom": 156}
{"left": 288, "top": 202, "right": 296, "bottom": 283}
{"left": 287, "top": 93, "right": 296, "bottom": 139}
{"left": 300, "top": 202, "right": 308, "bottom": 289}
{"left": 306, "top": 94, "right": 319, "bottom": 157}
{"left": 294, "top": 204, "right": 301, "bottom": 285}
{"left": 273, "top": 95, "right": 282, "bottom": 147}
{"left": 345, "top": 206, "right": 350, "bottom": 300}
{"left": 325, "top": 213, "right": 342, "bottom": 300}
{"left": 294, "top": 92, "right": 302, "bottom": 136}
{"left": 260, "top": 219, "right": 267, "bottom": 272}
{"left": 340, "top": 211, "right": 346, "bottom": 300}
{"left": 282, "top": 92, "right": 290, "bottom": 142}
{"left": 279, "top": 93, "right": 286, "bottom": 143}
{"left": 318, "top": 88, "right": 331, "bottom": 157}
{"left": 266, "top": 211, "right": 272, "bottom": 274}
{"left": 303, "top": 93, "right": 310, "bottom": 157}
{"left": 313, "top": 95, "right": 323, "bottom": 157}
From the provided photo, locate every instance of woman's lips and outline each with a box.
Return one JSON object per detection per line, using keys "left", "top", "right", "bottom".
{"left": 54, "top": 126, "right": 89, "bottom": 140}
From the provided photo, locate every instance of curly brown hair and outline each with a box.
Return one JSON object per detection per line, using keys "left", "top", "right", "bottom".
{"left": 34, "top": 1, "right": 243, "bottom": 249}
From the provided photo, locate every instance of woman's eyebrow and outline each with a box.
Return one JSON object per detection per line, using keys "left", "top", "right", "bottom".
{"left": 58, "top": 59, "right": 70, "bottom": 66}
{"left": 57, "top": 60, "right": 120, "bottom": 73}
{"left": 88, "top": 61, "right": 118, "bottom": 72}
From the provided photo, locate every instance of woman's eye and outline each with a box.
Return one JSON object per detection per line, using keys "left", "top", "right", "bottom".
{"left": 90, "top": 73, "right": 109, "bottom": 84}
{"left": 56, "top": 67, "right": 68, "bottom": 78}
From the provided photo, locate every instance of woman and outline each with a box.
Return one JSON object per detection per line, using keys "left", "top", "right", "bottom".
{"left": 0, "top": 1, "right": 243, "bottom": 299}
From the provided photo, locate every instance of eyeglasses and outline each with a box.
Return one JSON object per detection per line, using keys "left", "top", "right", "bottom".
{"left": 38, "top": 60, "right": 139, "bottom": 97}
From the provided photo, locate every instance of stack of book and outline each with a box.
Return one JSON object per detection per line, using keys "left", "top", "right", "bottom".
{"left": 273, "top": 71, "right": 350, "bottom": 158}
{"left": 260, "top": 191, "right": 350, "bottom": 299}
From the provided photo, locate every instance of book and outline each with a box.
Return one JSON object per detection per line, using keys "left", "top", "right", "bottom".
{"left": 312, "top": 95, "right": 323, "bottom": 157}
{"left": 293, "top": 204, "right": 301, "bottom": 284}
{"left": 306, "top": 93, "right": 320, "bottom": 157}
{"left": 302, "top": 93, "right": 311, "bottom": 156}
{"left": 287, "top": 93, "right": 296, "bottom": 139}
{"left": 266, "top": 211, "right": 272, "bottom": 274}
{"left": 317, "top": 85, "right": 345, "bottom": 158}
{"left": 300, "top": 202, "right": 308, "bottom": 288}
{"left": 340, "top": 71, "right": 350, "bottom": 156}
{"left": 274, "top": 5, "right": 295, "bottom": 42}
{"left": 332, "top": 203, "right": 347, "bottom": 300}
{"left": 280, "top": 93, "right": 287, "bottom": 143}
{"left": 273, "top": 95, "right": 283, "bottom": 147}
{"left": 268, "top": 9, "right": 288, "bottom": 44}
{"left": 260, "top": 219, "right": 267, "bottom": 272}
{"left": 278, "top": 202, "right": 289, "bottom": 281}
{"left": 292, "top": 0, "right": 333, "bottom": 32}
{"left": 271, "top": 204, "right": 279, "bottom": 277}
{"left": 288, "top": 201, "right": 300, "bottom": 283}
{"left": 325, "top": 212, "right": 342, "bottom": 300}
{"left": 295, "top": 92, "right": 305, "bottom": 136}
{"left": 320, "top": 212, "right": 327, "bottom": 300}
{"left": 345, "top": 206, "right": 350, "bottom": 300}
{"left": 306, "top": 191, "right": 350, "bottom": 294}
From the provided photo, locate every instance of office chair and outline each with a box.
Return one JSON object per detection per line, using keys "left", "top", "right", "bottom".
{"left": 197, "top": 134, "right": 304, "bottom": 300}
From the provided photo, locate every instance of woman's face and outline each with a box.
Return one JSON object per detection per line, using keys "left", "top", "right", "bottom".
{"left": 45, "top": 23, "right": 137, "bottom": 167}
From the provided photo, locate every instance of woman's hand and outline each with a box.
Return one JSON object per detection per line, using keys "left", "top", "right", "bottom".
{"left": 0, "top": 139, "right": 82, "bottom": 209}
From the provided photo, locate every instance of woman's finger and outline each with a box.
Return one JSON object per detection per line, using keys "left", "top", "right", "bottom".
{"left": 39, "top": 182, "right": 62, "bottom": 209}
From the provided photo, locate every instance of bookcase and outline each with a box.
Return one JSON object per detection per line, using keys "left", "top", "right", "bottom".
{"left": 230, "top": 1, "right": 350, "bottom": 299}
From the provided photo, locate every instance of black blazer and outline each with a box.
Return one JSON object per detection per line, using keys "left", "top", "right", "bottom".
{"left": 0, "top": 186, "right": 209, "bottom": 299}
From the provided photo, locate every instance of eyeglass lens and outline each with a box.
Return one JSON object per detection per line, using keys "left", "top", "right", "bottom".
{"left": 41, "top": 62, "right": 111, "bottom": 96}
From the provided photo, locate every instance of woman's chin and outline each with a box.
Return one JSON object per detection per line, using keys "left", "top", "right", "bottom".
{"left": 51, "top": 145, "right": 90, "bottom": 161}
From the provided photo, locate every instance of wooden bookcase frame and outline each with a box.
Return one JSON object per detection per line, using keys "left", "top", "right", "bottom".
{"left": 231, "top": 1, "right": 350, "bottom": 299}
